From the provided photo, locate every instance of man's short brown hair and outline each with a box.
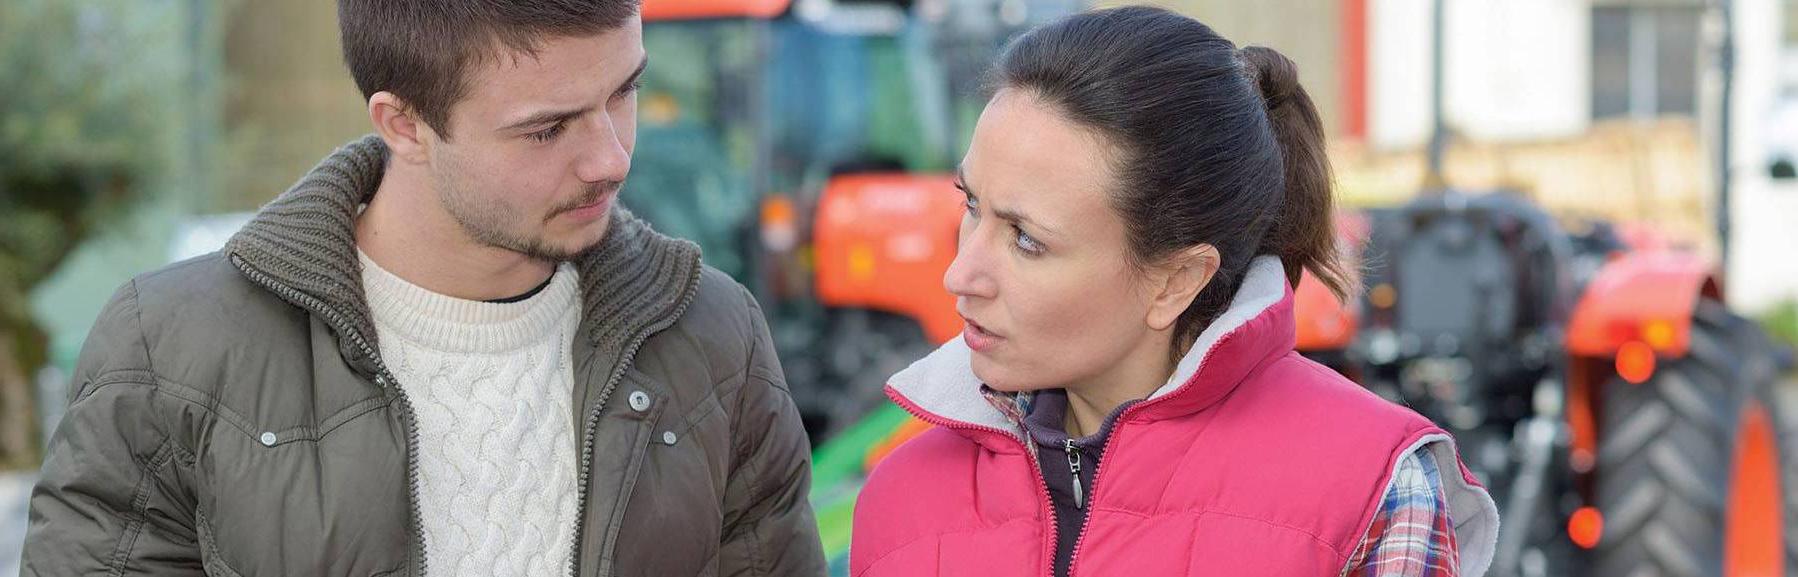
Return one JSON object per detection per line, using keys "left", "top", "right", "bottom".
{"left": 338, "top": 0, "right": 641, "bottom": 139}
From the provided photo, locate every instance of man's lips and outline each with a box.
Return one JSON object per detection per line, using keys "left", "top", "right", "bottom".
{"left": 558, "top": 191, "right": 615, "bottom": 221}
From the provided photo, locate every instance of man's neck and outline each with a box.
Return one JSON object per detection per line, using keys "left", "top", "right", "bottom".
{"left": 354, "top": 167, "right": 557, "bottom": 302}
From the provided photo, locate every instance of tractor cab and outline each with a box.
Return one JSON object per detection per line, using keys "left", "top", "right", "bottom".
{"left": 1357, "top": 191, "right": 1577, "bottom": 431}
{"left": 628, "top": 0, "right": 1080, "bottom": 441}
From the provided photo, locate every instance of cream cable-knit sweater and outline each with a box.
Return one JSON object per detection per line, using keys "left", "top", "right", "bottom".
{"left": 359, "top": 250, "right": 581, "bottom": 576}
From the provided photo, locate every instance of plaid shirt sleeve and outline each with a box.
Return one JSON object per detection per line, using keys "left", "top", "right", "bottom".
{"left": 1341, "top": 447, "right": 1460, "bottom": 577}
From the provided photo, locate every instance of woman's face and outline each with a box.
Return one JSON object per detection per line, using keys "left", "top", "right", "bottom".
{"left": 948, "top": 90, "right": 1207, "bottom": 393}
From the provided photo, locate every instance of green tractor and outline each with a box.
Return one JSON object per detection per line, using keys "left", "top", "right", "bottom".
{"left": 628, "top": 0, "right": 1078, "bottom": 445}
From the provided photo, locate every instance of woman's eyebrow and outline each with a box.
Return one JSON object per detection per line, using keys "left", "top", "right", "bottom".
{"left": 959, "top": 165, "right": 1062, "bottom": 238}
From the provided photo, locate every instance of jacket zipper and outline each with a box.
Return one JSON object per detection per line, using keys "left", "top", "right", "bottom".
{"left": 238, "top": 237, "right": 706, "bottom": 577}
{"left": 231, "top": 255, "right": 430, "bottom": 577}
{"left": 892, "top": 397, "right": 1061, "bottom": 576}
{"left": 566, "top": 268, "right": 702, "bottom": 577}
{"left": 1063, "top": 440, "right": 1084, "bottom": 510}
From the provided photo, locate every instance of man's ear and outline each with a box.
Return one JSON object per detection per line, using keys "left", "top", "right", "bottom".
{"left": 1145, "top": 244, "right": 1221, "bottom": 331}
{"left": 368, "top": 91, "right": 433, "bottom": 165}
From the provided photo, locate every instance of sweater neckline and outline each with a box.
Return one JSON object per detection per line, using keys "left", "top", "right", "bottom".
{"left": 359, "top": 249, "right": 580, "bottom": 354}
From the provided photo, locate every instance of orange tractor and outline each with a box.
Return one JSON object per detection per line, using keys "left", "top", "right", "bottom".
{"left": 1296, "top": 191, "right": 1793, "bottom": 577}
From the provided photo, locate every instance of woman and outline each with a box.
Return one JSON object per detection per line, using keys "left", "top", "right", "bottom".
{"left": 851, "top": 6, "right": 1498, "bottom": 577}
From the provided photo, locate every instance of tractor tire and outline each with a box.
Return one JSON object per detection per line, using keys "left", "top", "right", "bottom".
{"left": 1727, "top": 306, "right": 1797, "bottom": 577}
{"left": 1594, "top": 300, "right": 1788, "bottom": 577}
{"left": 1768, "top": 345, "right": 1797, "bottom": 576}
{"left": 1780, "top": 379, "right": 1798, "bottom": 577}
{"left": 817, "top": 310, "right": 933, "bottom": 442}
{"left": 1720, "top": 302, "right": 1789, "bottom": 577}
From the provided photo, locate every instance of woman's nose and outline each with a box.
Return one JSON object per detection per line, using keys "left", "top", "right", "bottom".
{"left": 943, "top": 228, "right": 997, "bottom": 300}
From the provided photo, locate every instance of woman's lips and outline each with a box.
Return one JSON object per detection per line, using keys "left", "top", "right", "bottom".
{"left": 962, "top": 317, "right": 1003, "bottom": 352}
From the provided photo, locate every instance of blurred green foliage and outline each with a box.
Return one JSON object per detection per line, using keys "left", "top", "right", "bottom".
{"left": 0, "top": 0, "right": 188, "bottom": 467}
{"left": 1759, "top": 300, "right": 1798, "bottom": 352}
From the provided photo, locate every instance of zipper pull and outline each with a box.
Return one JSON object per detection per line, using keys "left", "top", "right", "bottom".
{"left": 1065, "top": 439, "right": 1084, "bottom": 510}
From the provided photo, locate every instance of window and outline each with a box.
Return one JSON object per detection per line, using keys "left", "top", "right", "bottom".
{"left": 1786, "top": 0, "right": 1798, "bottom": 45}
{"left": 1590, "top": 5, "right": 1703, "bottom": 120}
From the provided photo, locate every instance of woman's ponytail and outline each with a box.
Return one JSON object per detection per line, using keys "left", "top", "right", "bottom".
{"left": 1241, "top": 45, "right": 1354, "bottom": 301}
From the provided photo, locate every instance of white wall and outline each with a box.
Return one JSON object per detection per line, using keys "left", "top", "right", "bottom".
{"left": 1371, "top": 0, "right": 1432, "bottom": 148}
{"left": 1371, "top": 0, "right": 1591, "bottom": 149}
{"left": 1725, "top": 0, "right": 1798, "bottom": 311}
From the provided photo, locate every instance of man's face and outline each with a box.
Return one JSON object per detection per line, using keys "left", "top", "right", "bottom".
{"left": 426, "top": 19, "right": 646, "bottom": 262}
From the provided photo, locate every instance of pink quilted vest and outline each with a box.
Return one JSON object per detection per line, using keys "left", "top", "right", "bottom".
{"left": 851, "top": 258, "right": 1499, "bottom": 576}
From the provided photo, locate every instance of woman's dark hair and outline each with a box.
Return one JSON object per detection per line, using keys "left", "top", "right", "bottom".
{"left": 992, "top": 5, "right": 1351, "bottom": 343}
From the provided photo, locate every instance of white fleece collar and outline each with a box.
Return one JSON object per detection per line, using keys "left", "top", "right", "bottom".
{"left": 886, "top": 256, "right": 1288, "bottom": 431}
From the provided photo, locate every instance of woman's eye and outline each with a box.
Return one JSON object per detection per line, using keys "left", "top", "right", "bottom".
{"left": 1014, "top": 227, "right": 1045, "bottom": 255}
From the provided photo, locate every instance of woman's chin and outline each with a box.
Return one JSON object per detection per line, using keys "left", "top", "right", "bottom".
{"left": 970, "top": 358, "right": 1043, "bottom": 394}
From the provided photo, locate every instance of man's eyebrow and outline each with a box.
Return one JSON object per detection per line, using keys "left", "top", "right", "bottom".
{"left": 617, "top": 55, "right": 649, "bottom": 95}
{"left": 499, "top": 55, "right": 650, "bottom": 133}
{"left": 501, "top": 106, "right": 592, "bottom": 133}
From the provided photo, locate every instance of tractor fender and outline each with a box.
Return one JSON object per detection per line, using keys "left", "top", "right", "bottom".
{"left": 1294, "top": 211, "right": 1370, "bottom": 352}
{"left": 812, "top": 173, "right": 964, "bottom": 345}
{"left": 1294, "top": 270, "right": 1358, "bottom": 352}
{"left": 1567, "top": 250, "right": 1721, "bottom": 358}
{"left": 1564, "top": 250, "right": 1722, "bottom": 484}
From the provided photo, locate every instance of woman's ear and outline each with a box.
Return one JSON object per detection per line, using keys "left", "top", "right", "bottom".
{"left": 1145, "top": 244, "right": 1220, "bottom": 331}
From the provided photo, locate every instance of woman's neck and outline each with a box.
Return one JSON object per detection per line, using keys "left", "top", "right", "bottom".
{"left": 1060, "top": 332, "right": 1183, "bottom": 438}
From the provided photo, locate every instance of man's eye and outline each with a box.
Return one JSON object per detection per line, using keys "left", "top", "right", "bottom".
{"left": 528, "top": 122, "right": 566, "bottom": 143}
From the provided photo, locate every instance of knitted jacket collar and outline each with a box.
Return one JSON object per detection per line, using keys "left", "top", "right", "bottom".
{"left": 223, "top": 134, "right": 703, "bottom": 379}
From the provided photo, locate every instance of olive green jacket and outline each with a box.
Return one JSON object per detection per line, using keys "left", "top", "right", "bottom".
{"left": 22, "top": 136, "right": 825, "bottom": 576}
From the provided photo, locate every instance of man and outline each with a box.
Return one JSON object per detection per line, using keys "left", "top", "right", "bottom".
{"left": 21, "top": 1, "right": 824, "bottom": 575}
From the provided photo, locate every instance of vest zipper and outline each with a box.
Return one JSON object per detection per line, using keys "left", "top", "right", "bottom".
{"left": 1064, "top": 439, "right": 1085, "bottom": 510}
{"left": 1065, "top": 330, "right": 1254, "bottom": 576}
{"left": 1063, "top": 430, "right": 1113, "bottom": 577}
